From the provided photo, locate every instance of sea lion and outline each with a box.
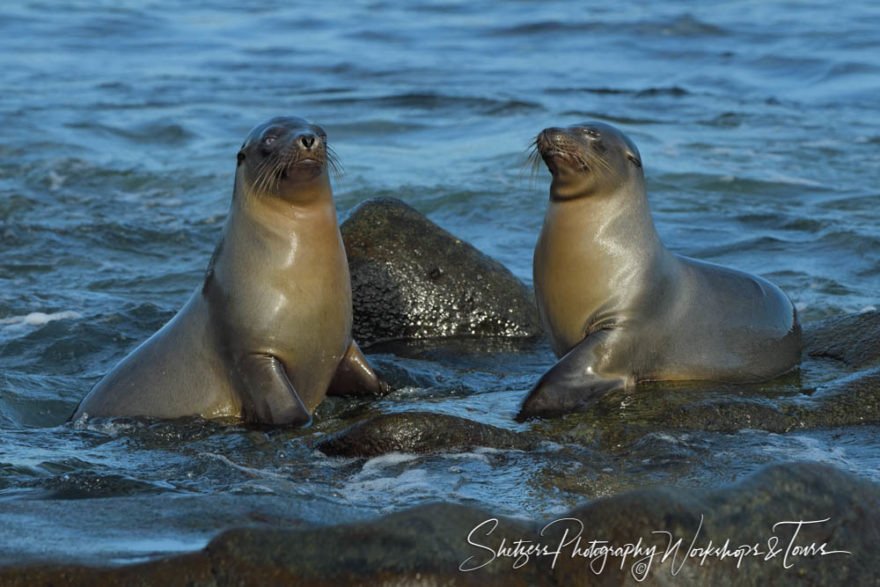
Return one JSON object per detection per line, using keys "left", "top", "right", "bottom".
{"left": 517, "top": 121, "right": 801, "bottom": 421}
{"left": 74, "top": 116, "right": 386, "bottom": 425}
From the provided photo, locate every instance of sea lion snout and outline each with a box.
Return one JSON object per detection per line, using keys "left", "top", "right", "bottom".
{"left": 297, "top": 132, "right": 318, "bottom": 151}
{"left": 277, "top": 129, "right": 324, "bottom": 156}
{"left": 535, "top": 128, "right": 586, "bottom": 177}
{"left": 288, "top": 130, "right": 325, "bottom": 165}
{"left": 536, "top": 127, "right": 569, "bottom": 152}
{"left": 538, "top": 126, "right": 563, "bottom": 141}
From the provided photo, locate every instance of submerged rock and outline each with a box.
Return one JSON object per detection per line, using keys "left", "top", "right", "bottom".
{"left": 803, "top": 310, "right": 880, "bottom": 368}
{"left": 520, "top": 310, "right": 880, "bottom": 436}
{"left": 2, "top": 462, "right": 875, "bottom": 585}
{"left": 341, "top": 197, "right": 542, "bottom": 347}
{"left": 800, "top": 366, "right": 880, "bottom": 428}
{"left": 316, "top": 411, "right": 535, "bottom": 457}
{"left": 561, "top": 365, "right": 880, "bottom": 441}
{"left": 654, "top": 312, "right": 880, "bottom": 434}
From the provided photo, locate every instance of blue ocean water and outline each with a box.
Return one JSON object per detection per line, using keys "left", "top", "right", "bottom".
{"left": 0, "top": 0, "right": 878, "bottom": 565}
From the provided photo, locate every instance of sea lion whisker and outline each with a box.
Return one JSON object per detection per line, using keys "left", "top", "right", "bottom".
{"left": 518, "top": 139, "right": 544, "bottom": 187}
{"left": 528, "top": 145, "right": 545, "bottom": 187}
{"left": 326, "top": 145, "right": 343, "bottom": 180}
{"left": 254, "top": 149, "right": 285, "bottom": 194}
{"left": 253, "top": 157, "right": 274, "bottom": 194}
{"left": 269, "top": 150, "right": 291, "bottom": 192}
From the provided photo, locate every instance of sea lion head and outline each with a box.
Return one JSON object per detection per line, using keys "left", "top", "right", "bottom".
{"left": 532, "top": 121, "right": 643, "bottom": 201}
{"left": 235, "top": 116, "right": 337, "bottom": 201}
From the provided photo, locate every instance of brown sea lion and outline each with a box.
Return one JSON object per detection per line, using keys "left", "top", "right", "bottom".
{"left": 74, "top": 116, "right": 386, "bottom": 426}
{"left": 517, "top": 121, "right": 801, "bottom": 420}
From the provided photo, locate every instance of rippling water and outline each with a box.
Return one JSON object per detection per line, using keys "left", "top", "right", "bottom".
{"left": 1, "top": 0, "right": 878, "bottom": 565}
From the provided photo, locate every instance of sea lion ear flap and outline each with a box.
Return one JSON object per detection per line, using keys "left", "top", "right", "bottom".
{"left": 236, "top": 150, "right": 246, "bottom": 166}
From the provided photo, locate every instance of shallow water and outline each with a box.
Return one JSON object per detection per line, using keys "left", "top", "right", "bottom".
{"left": 1, "top": 0, "right": 879, "bottom": 565}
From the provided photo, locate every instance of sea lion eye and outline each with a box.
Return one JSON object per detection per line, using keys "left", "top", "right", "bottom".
{"left": 627, "top": 154, "right": 642, "bottom": 168}
{"left": 236, "top": 151, "right": 245, "bottom": 165}
{"left": 260, "top": 134, "right": 279, "bottom": 156}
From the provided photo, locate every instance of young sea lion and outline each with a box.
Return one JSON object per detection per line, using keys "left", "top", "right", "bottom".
{"left": 518, "top": 121, "right": 801, "bottom": 420}
{"left": 74, "top": 116, "right": 386, "bottom": 425}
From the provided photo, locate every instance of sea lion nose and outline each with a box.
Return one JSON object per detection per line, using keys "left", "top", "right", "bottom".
{"left": 299, "top": 133, "right": 317, "bottom": 150}
{"left": 537, "top": 127, "right": 563, "bottom": 147}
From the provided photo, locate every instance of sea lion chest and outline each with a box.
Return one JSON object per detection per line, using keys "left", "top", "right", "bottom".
{"left": 209, "top": 202, "right": 351, "bottom": 402}
{"left": 534, "top": 205, "right": 617, "bottom": 356}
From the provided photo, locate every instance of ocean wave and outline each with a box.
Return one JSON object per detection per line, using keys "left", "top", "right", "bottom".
{"left": 0, "top": 311, "right": 81, "bottom": 327}
{"left": 320, "top": 91, "right": 543, "bottom": 115}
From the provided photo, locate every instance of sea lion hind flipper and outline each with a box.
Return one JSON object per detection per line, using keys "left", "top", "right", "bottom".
{"left": 515, "top": 334, "right": 625, "bottom": 422}
{"left": 238, "top": 354, "right": 311, "bottom": 426}
{"left": 327, "top": 341, "right": 390, "bottom": 397}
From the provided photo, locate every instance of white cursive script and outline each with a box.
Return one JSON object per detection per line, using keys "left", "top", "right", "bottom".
{"left": 459, "top": 515, "right": 852, "bottom": 581}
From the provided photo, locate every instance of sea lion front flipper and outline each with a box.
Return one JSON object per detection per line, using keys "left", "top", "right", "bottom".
{"left": 238, "top": 354, "right": 311, "bottom": 426}
{"left": 327, "top": 341, "right": 390, "bottom": 397}
{"left": 515, "top": 332, "right": 626, "bottom": 422}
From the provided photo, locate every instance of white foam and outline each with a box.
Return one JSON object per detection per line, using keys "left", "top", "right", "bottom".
{"left": 346, "top": 467, "right": 435, "bottom": 497}
{"left": 47, "top": 170, "right": 66, "bottom": 191}
{"left": 765, "top": 172, "right": 824, "bottom": 188}
{"left": 199, "top": 452, "right": 289, "bottom": 480}
{"left": 360, "top": 452, "right": 419, "bottom": 472}
{"left": 444, "top": 451, "right": 491, "bottom": 464}
{"left": 0, "top": 311, "right": 81, "bottom": 327}
{"left": 777, "top": 435, "right": 852, "bottom": 465}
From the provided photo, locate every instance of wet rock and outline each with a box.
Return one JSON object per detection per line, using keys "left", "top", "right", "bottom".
{"left": 205, "top": 502, "right": 532, "bottom": 586}
{"left": 799, "top": 366, "right": 880, "bottom": 428}
{"left": 526, "top": 310, "right": 880, "bottom": 434}
{"left": 658, "top": 363, "right": 880, "bottom": 434}
{"left": 541, "top": 369, "right": 879, "bottom": 449}
{"left": 316, "top": 411, "right": 535, "bottom": 457}
{"left": 37, "top": 471, "right": 171, "bottom": 500}
{"left": 663, "top": 398, "right": 798, "bottom": 434}
{"left": 0, "top": 552, "right": 215, "bottom": 587}
{"left": 2, "top": 462, "right": 875, "bottom": 585}
{"left": 803, "top": 310, "right": 880, "bottom": 368}
{"left": 547, "top": 462, "right": 879, "bottom": 585}
{"left": 341, "top": 197, "right": 542, "bottom": 347}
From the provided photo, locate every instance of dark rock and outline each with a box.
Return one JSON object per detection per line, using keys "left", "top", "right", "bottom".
{"left": 36, "top": 471, "right": 170, "bottom": 500}
{"left": 316, "top": 411, "right": 535, "bottom": 457}
{"left": 548, "top": 462, "right": 879, "bottom": 585}
{"left": 0, "top": 552, "right": 215, "bottom": 587}
{"left": 522, "top": 310, "right": 880, "bottom": 433}
{"left": 800, "top": 366, "right": 880, "bottom": 428}
{"left": 540, "top": 366, "right": 879, "bottom": 447}
{"left": 664, "top": 398, "right": 798, "bottom": 434}
{"left": 341, "top": 197, "right": 542, "bottom": 347}
{"left": 205, "top": 502, "right": 532, "bottom": 586}
{"left": 803, "top": 310, "right": 880, "bottom": 368}
{"left": 658, "top": 365, "right": 880, "bottom": 434}
{"left": 2, "top": 462, "right": 875, "bottom": 585}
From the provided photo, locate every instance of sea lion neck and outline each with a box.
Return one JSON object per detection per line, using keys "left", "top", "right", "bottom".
{"left": 234, "top": 169, "right": 334, "bottom": 208}
{"left": 544, "top": 182, "right": 666, "bottom": 261}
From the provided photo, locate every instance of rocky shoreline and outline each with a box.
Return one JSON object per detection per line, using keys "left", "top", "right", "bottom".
{"left": 2, "top": 462, "right": 877, "bottom": 585}
{"left": 3, "top": 199, "right": 877, "bottom": 585}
